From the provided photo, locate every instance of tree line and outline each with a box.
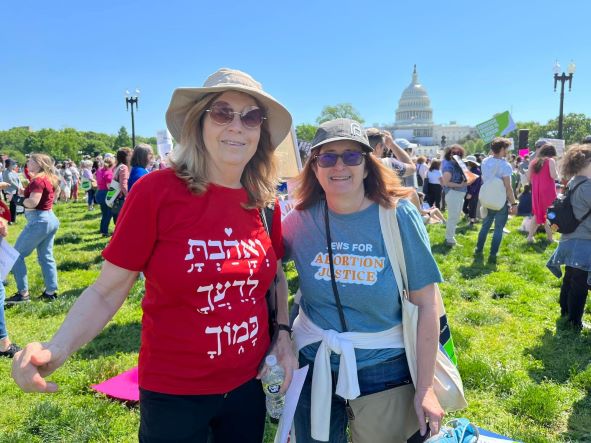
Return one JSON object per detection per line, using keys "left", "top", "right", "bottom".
{"left": 2, "top": 107, "right": 589, "bottom": 164}
{"left": 0, "top": 126, "right": 156, "bottom": 164}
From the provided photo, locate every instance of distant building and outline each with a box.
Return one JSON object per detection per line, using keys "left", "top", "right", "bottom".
{"left": 385, "top": 66, "right": 476, "bottom": 150}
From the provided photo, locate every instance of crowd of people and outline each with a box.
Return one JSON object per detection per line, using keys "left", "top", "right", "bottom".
{"left": 1, "top": 67, "right": 590, "bottom": 442}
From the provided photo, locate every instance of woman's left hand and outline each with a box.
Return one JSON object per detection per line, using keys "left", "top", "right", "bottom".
{"left": 257, "top": 331, "right": 299, "bottom": 394}
{"left": 414, "top": 386, "right": 445, "bottom": 436}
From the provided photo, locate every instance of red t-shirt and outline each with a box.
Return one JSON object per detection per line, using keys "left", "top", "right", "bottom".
{"left": 25, "top": 176, "right": 55, "bottom": 210}
{"left": 102, "top": 169, "right": 284, "bottom": 395}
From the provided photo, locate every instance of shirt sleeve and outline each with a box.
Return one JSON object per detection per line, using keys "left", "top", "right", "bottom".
{"left": 396, "top": 199, "right": 443, "bottom": 291}
{"left": 281, "top": 209, "right": 297, "bottom": 262}
{"left": 501, "top": 162, "right": 513, "bottom": 177}
{"left": 27, "top": 178, "right": 46, "bottom": 195}
{"left": 271, "top": 199, "right": 285, "bottom": 260}
{"left": 382, "top": 158, "right": 406, "bottom": 176}
{"left": 102, "top": 174, "right": 159, "bottom": 271}
{"left": 119, "top": 165, "right": 130, "bottom": 196}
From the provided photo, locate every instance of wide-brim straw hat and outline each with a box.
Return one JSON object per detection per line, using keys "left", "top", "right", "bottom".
{"left": 165, "top": 68, "right": 292, "bottom": 149}
{"left": 464, "top": 155, "right": 480, "bottom": 166}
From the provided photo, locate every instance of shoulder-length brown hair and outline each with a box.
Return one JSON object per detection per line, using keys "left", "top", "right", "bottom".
{"left": 294, "top": 148, "right": 413, "bottom": 210}
{"left": 444, "top": 144, "right": 465, "bottom": 161}
{"left": 532, "top": 144, "right": 557, "bottom": 173}
{"left": 169, "top": 92, "right": 277, "bottom": 209}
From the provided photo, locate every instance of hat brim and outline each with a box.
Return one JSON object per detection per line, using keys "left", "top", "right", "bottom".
{"left": 165, "top": 84, "right": 292, "bottom": 149}
{"left": 310, "top": 136, "right": 373, "bottom": 153}
{"left": 464, "top": 159, "right": 480, "bottom": 166}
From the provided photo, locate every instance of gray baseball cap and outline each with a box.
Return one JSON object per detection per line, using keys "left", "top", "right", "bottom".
{"left": 534, "top": 139, "right": 548, "bottom": 149}
{"left": 310, "top": 118, "right": 373, "bottom": 152}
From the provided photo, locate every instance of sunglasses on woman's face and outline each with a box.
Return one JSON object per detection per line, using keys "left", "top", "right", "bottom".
{"left": 314, "top": 151, "right": 367, "bottom": 168}
{"left": 205, "top": 101, "right": 267, "bottom": 129}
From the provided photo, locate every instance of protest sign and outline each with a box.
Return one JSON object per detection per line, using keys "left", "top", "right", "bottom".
{"left": 476, "top": 111, "right": 516, "bottom": 143}
{"left": 0, "top": 239, "right": 19, "bottom": 280}
{"left": 156, "top": 130, "right": 173, "bottom": 158}
{"left": 275, "top": 128, "right": 302, "bottom": 179}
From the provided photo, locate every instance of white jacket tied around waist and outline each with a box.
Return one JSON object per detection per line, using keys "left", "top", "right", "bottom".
{"left": 292, "top": 308, "right": 404, "bottom": 442}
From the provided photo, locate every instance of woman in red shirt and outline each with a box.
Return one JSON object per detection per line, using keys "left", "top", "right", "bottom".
{"left": 12, "top": 68, "right": 298, "bottom": 443}
{"left": 5, "top": 153, "right": 60, "bottom": 304}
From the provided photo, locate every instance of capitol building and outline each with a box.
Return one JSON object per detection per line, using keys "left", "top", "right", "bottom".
{"left": 385, "top": 66, "right": 477, "bottom": 157}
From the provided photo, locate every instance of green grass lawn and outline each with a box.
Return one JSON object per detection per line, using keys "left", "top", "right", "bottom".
{"left": 1, "top": 202, "right": 590, "bottom": 442}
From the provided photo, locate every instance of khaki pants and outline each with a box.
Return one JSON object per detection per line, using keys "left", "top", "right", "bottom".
{"left": 348, "top": 384, "right": 419, "bottom": 443}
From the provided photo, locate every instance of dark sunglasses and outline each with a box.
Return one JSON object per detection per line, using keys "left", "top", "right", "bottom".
{"left": 205, "top": 101, "right": 266, "bottom": 129}
{"left": 314, "top": 151, "right": 366, "bottom": 168}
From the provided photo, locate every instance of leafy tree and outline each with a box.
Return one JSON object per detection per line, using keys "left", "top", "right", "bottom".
{"left": 114, "top": 126, "right": 131, "bottom": 149}
{"left": 462, "top": 139, "right": 487, "bottom": 155}
{"left": 316, "top": 103, "right": 365, "bottom": 124}
{"left": 295, "top": 124, "right": 317, "bottom": 142}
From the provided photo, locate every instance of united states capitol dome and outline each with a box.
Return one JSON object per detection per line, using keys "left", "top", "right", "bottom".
{"left": 395, "top": 65, "right": 433, "bottom": 125}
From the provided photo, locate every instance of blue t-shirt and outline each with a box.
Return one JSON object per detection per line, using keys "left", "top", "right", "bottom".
{"left": 442, "top": 159, "right": 467, "bottom": 193}
{"left": 282, "top": 198, "right": 443, "bottom": 370}
{"left": 128, "top": 166, "right": 149, "bottom": 191}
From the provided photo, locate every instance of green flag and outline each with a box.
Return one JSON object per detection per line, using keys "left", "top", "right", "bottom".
{"left": 476, "top": 111, "right": 516, "bottom": 143}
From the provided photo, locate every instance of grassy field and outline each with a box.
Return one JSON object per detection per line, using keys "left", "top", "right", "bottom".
{"left": 0, "top": 202, "right": 590, "bottom": 442}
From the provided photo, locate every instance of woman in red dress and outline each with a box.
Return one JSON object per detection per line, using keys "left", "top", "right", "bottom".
{"left": 527, "top": 144, "right": 559, "bottom": 243}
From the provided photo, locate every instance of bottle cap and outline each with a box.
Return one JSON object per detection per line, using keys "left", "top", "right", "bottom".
{"left": 265, "top": 354, "right": 277, "bottom": 366}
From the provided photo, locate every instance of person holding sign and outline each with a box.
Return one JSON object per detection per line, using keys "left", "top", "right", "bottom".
{"left": 11, "top": 68, "right": 298, "bottom": 443}
{"left": 283, "top": 118, "right": 445, "bottom": 442}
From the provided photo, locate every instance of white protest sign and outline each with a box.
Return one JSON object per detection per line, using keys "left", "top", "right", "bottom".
{"left": 0, "top": 238, "right": 19, "bottom": 280}
{"left": 156, "top": 130, "right": 173, "bottom": 158}
{"left": 274, "top": 365, "right": 309, "bottom": 443}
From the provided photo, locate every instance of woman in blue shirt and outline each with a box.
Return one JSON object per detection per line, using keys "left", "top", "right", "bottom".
{"left": 128, "top": 143, "right": 154, "bottom": 191}
{"left": 284, "top": 119, "right": 446, "bottom": 442}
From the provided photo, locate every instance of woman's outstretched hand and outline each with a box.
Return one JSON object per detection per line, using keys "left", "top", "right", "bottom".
{"left": 12, "top": 342, "right": 68, "bottom": 393}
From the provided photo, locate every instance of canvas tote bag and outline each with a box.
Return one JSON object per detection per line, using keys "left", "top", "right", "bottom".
{"left": 379, "top": 204, "right": 468, "bottom": 412}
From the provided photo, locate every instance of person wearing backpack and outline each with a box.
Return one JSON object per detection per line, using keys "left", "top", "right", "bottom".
{"left": 474, "top": 138, "right": 517, "bottom": 264}
{"left": 547, "top": 144, "right": 591, "bottom": 331}
{"left": 527, "top": 144, "right": 559, "bottom": 243}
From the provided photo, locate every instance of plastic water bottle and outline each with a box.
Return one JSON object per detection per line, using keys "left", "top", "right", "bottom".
{"left": 261, "top": 354, "right": 285, "bottom": 420}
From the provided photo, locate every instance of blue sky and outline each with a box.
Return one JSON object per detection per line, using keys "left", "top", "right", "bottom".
{"left": 2, "top": 0, "right": 590, "bottom": 138}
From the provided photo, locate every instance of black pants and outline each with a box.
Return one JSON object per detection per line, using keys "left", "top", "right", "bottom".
{"left": 9, "top": 198, "right": 17, "bottom": 222}
{"left": 462, "top": 195, "right": 478, "bottom": 219}
{"left": 139, "top": 378, "right": 266, "bottom": 443}
{"left": 559, "top": 266, "right": 591, "bottom": 328}
{"left": 426, "top": 184, "right": 442, "bottom": 209}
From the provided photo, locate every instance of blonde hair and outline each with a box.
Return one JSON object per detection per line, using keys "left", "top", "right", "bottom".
{"left": 169, "top": 92, "right": 278, "bottom": 208}
{"left": 29, "top": 153, "right": 59, "bottom": 190}
{"left": 103, "top": 157, "right": 115, "bottom": 168}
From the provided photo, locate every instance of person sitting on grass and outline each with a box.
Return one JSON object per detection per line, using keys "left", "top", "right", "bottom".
{"left": 0, "top": 216, "right": 21, "bottom": 358}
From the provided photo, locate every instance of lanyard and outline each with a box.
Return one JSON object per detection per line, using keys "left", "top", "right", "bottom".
{"left": 323, "top": 199, "right": 349, "bottom": 332}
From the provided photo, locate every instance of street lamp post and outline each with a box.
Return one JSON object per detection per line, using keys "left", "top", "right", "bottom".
{"left": 553, "top": 60, "right": 576, "bottom": 140}
{"left": 125, "top": 89, "right": 140, "bottom": 148}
